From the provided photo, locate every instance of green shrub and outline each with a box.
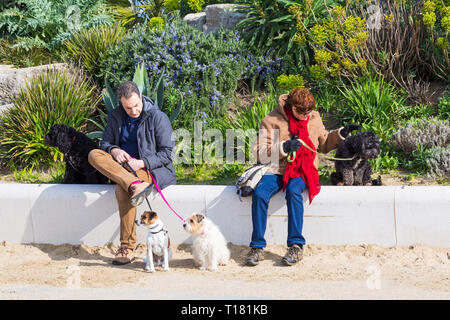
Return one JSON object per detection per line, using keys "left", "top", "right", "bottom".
{"left": 0, "top": 0, "right": 114, "bottom": 51}
{"left": 276, "top": 74, "right": 305, "bottom": 92}
{"left": 437, "top": 92, "right": 450, "bottom": 120}
{"left": 304, "top": 1, "right": 448, "bottom": 104}
{"left": 425, "top": 145, "right": 450, "bottom": 177}
{"left": 100, "top": 17, "right": 247, "bottom": 129}
{"left": 63, "top": 23, "right": 127, "bottom": 83}
{"left": 390, "top": 118, "right": 450, "bottom": 176}
{"left": 236, "top": 0, "right": 336, "bottom": 68}
{"left": 8, "top": 161, "right": 65, "bottom": 183}
{"left": 0, "top": 66, "right": 101, "bottom": 168}
{"left": 335, "top": 74, "right": 408, "bottom": 141}
{"left": 391, "top": 118, "right": 449, "bottom": 154}
{"left": 305, "top": 5, "right": 368, "bottom": 81}
{"left": 314, "top": 85, "right": 341, "bottom": 114}
{"left": 214, "top": 86, "right": 279, "bottom": 163}
{"left": 221, "top": 87, "right": 279, "bottom": 133}
{"left": 0, "top": 37, "right": 58, "bottom": 68}
{"left": 420, "top": 0, "right": 450, "bottom": 82}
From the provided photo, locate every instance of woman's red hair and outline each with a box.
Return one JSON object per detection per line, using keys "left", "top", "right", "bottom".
{"left": 286, "top": 88, "right": 315, "bottom": 114}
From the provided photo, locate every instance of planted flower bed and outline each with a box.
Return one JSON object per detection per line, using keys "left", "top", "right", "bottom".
{"left": 0, "top": 0, "right": 448, "bottom": 185}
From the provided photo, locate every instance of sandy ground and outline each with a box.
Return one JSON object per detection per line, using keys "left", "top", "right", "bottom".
{"left": 0, "top": 241, "right": 449, "bottom": 300}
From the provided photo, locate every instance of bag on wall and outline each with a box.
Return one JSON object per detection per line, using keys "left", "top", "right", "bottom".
{"left": 235, "top": 164, "right": 270, "bottom": 201}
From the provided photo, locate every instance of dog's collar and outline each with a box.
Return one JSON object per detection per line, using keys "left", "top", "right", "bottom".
{"left": 151, "top": 227, "right": 168, "bottom": 235}
{"left": 199, "top": 226, "right": 211, "bottom": 237}
{"left": 149, "top": 223, "right": 167, "bottom": 235}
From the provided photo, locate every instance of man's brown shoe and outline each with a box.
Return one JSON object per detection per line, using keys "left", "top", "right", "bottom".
{"left": 112, "top": 246, "right": 135, "bottom": 265}
{"left": 129, "top": 181, "right": 153, "bottom": 207}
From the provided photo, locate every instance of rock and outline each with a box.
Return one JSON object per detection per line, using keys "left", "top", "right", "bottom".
{"left": 0, "top": 103, "right": 14, "bottom": 115}
{"left": 0, "top": 63, "right": 67, "bottom": 105}
{"left": 203, "top": 4, "right": 246, "bottom": 34}
{"left": 182, "top": 4, "right": 246, "bottom": 34}
{"left": 183, "top": 12, "right": 207, "bottom": 30}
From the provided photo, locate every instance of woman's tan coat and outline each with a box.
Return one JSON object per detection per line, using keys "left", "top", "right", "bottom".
{"left": 252, "top": 94, "right": 345, "bottom": 175}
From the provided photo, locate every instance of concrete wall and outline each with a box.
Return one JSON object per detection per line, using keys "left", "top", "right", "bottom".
{"left": 0, "top": 184, "right": 448, "bottom": 247}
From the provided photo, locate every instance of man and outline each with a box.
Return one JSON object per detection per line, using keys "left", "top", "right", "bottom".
{"left": 88, "top": 81, "right": 176, "bottom": 265}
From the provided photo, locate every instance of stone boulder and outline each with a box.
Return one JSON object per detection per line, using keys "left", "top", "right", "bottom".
{"left": 0, "top": 63, "right": 67, "bottom": 109}
{"left": 183, "top": 4, "right": 246, "bottom": 34}
{"left": 0, "top": 103, "right": 13, "bottom": 115}
{"left": 183, "top": 12, "right": 207, "bottom": 31}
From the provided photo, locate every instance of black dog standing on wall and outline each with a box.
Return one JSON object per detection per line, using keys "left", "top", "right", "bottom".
{"left": 44, "top": 124, "right": 108, "bottom": 184}
{"left": 330, "top": 131, "right": 382, "bottom": 186}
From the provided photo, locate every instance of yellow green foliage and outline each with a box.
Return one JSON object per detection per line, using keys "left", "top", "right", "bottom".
{"left": 276, "top": 74, "right": 305, "bottom": 91}
{"left": 187, "top": 0, "right": 204, "bottom": 13}
{"left": 163, "top": 0, "right": 181, "bottom": 12}
{"left": 310, "top": 65, "right": 326, "bottom": 80}
{"left": 314, "top": 49, "right": 332, "bottom": 67}
{"left": 149, "top": 17, "right": 164, "bottom": 31}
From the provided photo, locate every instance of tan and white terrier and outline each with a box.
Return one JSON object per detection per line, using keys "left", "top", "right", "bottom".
{"left": 135, "top": 211, "right": 172, "bottom": 273}
{"left": 183, "top": 213, "right": 230, "bottom": 271}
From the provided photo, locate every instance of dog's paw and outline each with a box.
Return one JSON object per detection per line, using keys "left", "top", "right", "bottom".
{"left": 199, "top": 266, "right": 207, "bottom": 271}
{"left": 144, "top": 266, "right": 155, "bottom": 273}
{"left": 337, "top": 182, "right": 344, "bottom": 186}
{"left": 209, "top": 266, "right": 218, "bottom": 272}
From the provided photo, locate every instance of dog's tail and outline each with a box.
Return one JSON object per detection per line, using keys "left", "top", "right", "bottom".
{"left": 371, "top": 175, "right": 382, "bottom": 186}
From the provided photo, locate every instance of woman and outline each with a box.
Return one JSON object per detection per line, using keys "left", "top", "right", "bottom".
{"left": 247, "top": 87, "right": 359, "bottom": 266}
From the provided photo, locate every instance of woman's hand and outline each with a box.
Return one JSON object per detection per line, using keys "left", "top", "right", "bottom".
{"left": 283, "top": 135, "right": 302, "bottom": 153}
{"left": 340, "top": 124, "right": 361, "bottom": 138}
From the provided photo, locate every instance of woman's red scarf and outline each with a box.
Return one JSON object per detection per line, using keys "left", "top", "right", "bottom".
{"left": 282, "top": 105, "right": 321, "bottom": 204}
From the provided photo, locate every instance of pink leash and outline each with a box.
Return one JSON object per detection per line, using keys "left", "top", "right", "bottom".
{"left": 144, "top": 168, "right": 185, "bottom": 223}
{"left": 127, "top": 158, "right": 185, "bottom": 223}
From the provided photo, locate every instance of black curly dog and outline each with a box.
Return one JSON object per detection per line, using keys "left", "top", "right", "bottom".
{"left": 44, "top": 124, "right": 108, "bottom": 184}
{"left": 330, "top": 131, "right": 382, "bottom": 186}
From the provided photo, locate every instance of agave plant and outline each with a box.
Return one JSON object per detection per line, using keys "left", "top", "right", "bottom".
{"left": 87, "top": 62, "right": 183, "bottom": 140}
{"left": 63, "top": 23, "right": 127, "bottom": 82}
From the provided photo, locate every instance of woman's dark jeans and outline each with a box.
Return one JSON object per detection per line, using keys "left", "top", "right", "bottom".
{"left": 250, "top": 174, "right": 306, "bottom": 248}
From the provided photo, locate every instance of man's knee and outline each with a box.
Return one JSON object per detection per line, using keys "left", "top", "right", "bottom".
{"left": 88, "top": 149, "right": 103, "bottom": 165}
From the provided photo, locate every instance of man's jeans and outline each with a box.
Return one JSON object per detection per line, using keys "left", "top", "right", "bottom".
{"left": 250, "top": 174, "right": 306, "bottom": 248}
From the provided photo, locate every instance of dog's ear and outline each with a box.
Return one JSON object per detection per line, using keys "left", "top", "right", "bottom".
{"left": 56, "top": 131, "right": 72, "bottom": 153}
{"left": 149, "top": 211, "right": 157, "bottom": 220}
{"left": 195, "top": 213, "right": 204, "bottom": 223}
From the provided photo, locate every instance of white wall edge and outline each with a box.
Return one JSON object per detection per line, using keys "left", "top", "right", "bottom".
{"left": 0, "top": 184, "right": 448, "bottom": 248}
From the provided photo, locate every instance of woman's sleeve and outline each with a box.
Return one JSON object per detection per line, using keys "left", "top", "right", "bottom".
{"left": 317, "top": 117, "right": 345, "bottom": 153}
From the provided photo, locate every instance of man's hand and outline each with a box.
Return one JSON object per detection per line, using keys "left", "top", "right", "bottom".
{"left": 126, "top": 159, "right": 145, "bottom": 172}
{"left": 110, "top": 148, "right": 131, "bottom": 164}
{"left": 340, "top": 124, "right": 361, "bottom": 138}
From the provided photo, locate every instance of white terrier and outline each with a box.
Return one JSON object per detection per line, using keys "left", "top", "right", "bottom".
{"left": 135, "top": 211, "right": 172, "bottom": 273}
{"left": 183, "top": 213, "right": 230, "bottom": 271}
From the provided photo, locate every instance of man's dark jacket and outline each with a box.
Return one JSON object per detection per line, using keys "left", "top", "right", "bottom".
{"left": 100, "top": 95, "right": 176, "bottom": 190}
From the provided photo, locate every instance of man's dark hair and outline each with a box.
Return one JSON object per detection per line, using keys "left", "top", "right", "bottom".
{"left": 116, "top": 81, "right": 141, "bottom": 102}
